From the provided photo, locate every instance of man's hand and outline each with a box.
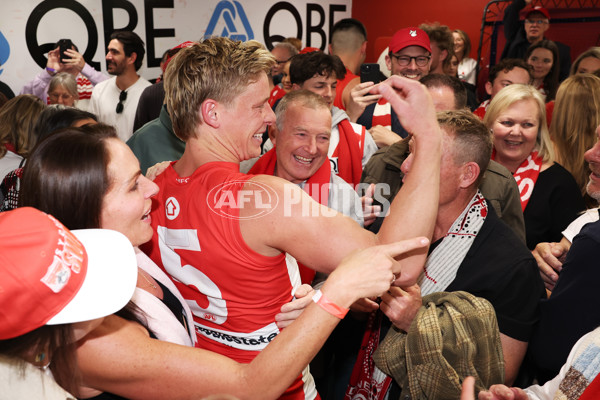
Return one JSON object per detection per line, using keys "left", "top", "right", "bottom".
{"left": 347, "top": 82, "right": 382, "bottom": 122}
{"left": 349, "top": 297, "right": 380, "bottom": 313}
{"left": 46, "top": 47, "right": 61, "bottom": 72}
{"left": 478, "top": 384, "right": 528, "bottom": 400}
{"left": 370, "top": 125, "right": 401, "bottom": 148}
{"left": 379, "top": 284, "right": 421, "bottom": 331}
{"left": 146, "top": 161, "right": 172, "bottom": 181}
{"left": 376, "top": 75, "right": 441, "bottom": 148}
{"left": 275, "top": 284, "right": 315, "bottom": 329}
{"left": 321, "top": 238, "right": 430, "bottom": 307}
{"left": 62, "top": 48, "right": 86, "bottom": 73}
{"left": 532, "top": 238, "right": 570, "bottom": 291}
{"left": 360, "top": 183, "right": 381, "bottom": 227}
{"left": 461, "top": 377, "right": 475, "bottom": 400}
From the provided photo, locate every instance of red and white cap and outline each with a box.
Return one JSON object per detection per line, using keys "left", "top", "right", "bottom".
{"left": 162, "top": 41, "right": 196, "bottom": 73}
{"left": 524, "top": 6, "right": 551, "bottom": 20}
{"left": 389, "top": 27, "right": 432, "bottom": 54}
{"left": 0, "top": 207, "right": 137, "bottom": 340}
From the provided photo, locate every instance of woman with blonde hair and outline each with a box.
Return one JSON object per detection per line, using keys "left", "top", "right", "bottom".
{"left": 551, "top": 74, "right": 600, "bottom": 207}
{"left": 570, "top": 47, "right": 600, "bottom": 75}
{"left": 483, "top": 84, "right": 584, "bottom": 249}
{"left": 0, "top": 94, "right": 45, "bottom": 181}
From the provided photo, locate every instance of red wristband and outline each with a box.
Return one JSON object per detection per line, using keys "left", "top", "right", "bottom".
{"left": 312, "top": 289, "right": 349, "bottom": 319}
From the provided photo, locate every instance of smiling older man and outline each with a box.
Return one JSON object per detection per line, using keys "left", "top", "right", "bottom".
{"left": 501, "top": 0, "right": 571, "bottom": 81}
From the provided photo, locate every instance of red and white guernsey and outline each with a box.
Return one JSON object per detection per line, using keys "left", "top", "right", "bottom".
{"left": 145, "top": 161, "right": 317, "bottom": 400}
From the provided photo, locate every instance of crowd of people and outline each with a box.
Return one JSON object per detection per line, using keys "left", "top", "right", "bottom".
{"left": 1, "top": 0, "right": 600, "bottom": 399}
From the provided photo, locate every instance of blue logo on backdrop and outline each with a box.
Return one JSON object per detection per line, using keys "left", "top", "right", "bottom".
{"left": 0, "top": 32, "right": 10, "bottom": 75}
{"left": 205, "top": 1, "right": 254, "bottom": 41}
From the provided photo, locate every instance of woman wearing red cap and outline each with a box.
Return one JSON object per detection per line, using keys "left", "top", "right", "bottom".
{"left": 0, "top": 207, "right": 138, "bottom": 398}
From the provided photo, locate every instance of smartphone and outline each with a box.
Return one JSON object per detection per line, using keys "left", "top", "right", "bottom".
{"left": 57, "top": 39, "right": 73, "bottom": 63}
{"left": 360, "top": 63, "right": 381, "bottom": 84}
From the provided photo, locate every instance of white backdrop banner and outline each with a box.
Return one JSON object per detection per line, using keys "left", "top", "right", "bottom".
{"left": 0, "top": 0, "right": 352, "bottom": 95}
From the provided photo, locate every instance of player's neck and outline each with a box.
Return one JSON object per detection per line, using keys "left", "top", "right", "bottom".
{"left": 175, "top": 136, "right": 239, "bottom": 176}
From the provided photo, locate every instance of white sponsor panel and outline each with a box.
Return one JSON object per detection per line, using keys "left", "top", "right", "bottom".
{"left": 0, "top": 0, "right": 351, "bottom": 95}
{"left": 194, "top": 321, "right": 280, "bottom": 351}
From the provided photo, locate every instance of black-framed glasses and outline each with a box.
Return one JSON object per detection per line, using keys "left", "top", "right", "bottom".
{"left": 275, "top": 58, "right": 290, "bottom": 65}
{"left": 390, "top": 54, "right": 431, "bottom": 67}
{"left": 116, "top": 90, "right": 127, "bottom": 114}
{"left": 525, "top": 19, "right": 548, "bottom": 25}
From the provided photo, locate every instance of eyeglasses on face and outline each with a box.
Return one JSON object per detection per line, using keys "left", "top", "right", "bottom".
{"left": 525, "top": 19, "right": 548, "bottom": 25}
{"left": 390, "top": 54, "right": 431, "bottom": 67}
{"left": 116, "top": 90, "right": 127, "bottom": 114}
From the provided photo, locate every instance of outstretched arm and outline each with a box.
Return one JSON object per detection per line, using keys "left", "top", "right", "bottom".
{"left": 77, "top": 239, "right": 429, "bottom": 400}
{"left": 376, "top": 76, "right": 442, "bottom": 285}
{"left": 503, "top": 0, "right": 529, "bottom": 41}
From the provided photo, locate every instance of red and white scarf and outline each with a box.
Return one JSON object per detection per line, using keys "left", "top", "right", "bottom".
{"left": 492, "top": 150, "right": 543, "bottom": 211}
{"left": 332, "top": 119, "right": 366, "bottom": 187}
{"left": 371, "top": 98, "right": 392, "bottom": 130}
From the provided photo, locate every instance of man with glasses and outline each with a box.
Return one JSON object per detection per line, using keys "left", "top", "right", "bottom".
{"left": 89, "top": 30, "right": 151, "bottom": 141}
{"left": 270, "top": 42, "right": 298, "bottom": 86}
{"left": 501, "top": 0, "right": 571, "bottom": 81}
{"left": 354, "top": 27, "right": 432, "bottom": 147}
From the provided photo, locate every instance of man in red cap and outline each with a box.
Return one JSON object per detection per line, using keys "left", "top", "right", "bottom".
{"left": 501, "top": 0, "right": 571, "bottom": 81}
{"left": 353, "top": 27, "right": 432, "bottom": 147}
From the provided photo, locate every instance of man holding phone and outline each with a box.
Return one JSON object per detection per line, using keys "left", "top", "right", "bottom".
{"left": 352, "top": 28, "right": 433, "bottom": 147}
{"left": 20, "top": 39, "right": 108, "bottom": 111}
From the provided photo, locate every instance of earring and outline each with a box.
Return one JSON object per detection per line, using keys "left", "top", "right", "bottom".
{"left": 34, "top": 352, "right": 51, "bottom": 370}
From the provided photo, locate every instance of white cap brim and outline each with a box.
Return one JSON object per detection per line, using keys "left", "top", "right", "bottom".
{"left": 46, "top": 229, "right": 138, "bottom": 325}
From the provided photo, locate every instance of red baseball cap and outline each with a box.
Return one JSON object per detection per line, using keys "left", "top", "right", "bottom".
{"left": 163, "top": 41, "right": 196, "bottom": 73}
{"left": 389, "top": 27, "right": 432, "bottom": 54}
{"left": 299, "top": 47, "right": 320, "bottom": 54}
{"left": 0, "top": 207, "right": 137, "bottom": 340}
{"left": 524, "top": 6, "right": 550, "bottom": 20}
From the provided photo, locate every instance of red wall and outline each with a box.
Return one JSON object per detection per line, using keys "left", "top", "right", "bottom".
{"left": 352, "top": 0, "right": 600, "bottom": 65}
{"left": 353, "top": 0, "right": 493, "bottom": 62}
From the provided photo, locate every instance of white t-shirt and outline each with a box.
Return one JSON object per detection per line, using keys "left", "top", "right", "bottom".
{"left": 89, "top": 76, "right": 151, "bottom": 142}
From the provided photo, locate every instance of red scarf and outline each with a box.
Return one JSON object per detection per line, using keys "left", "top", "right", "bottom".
{"left": 249, "top": 147, "right": 331, "bottom": 284}
{"left": 492, "top": 149, "right": 543, "bottom": 211}
{"left": 371, "top": 98, "right": 392, "bottom": 129}
{"left": 334, "top": 119, "right": 365, "bottom": 187}
{"left": 3, "top": 143, "right": 16, "bottom": 153}
{"left": 345, "top": 310, "right": 392, "bottom": 400}
{"left": 268, "top": 85, "right": 286, "bottom": 107}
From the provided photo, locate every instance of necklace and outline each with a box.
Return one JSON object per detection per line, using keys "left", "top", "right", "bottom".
{"left": 139, "top": 270, "right": 157, "bottom": 289}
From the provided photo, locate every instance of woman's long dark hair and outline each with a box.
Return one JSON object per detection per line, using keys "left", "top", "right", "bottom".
{"left": 526, "top": 39, "right": 560, "bottom": 102}
{"left": 19, "top": 124, "right": 114, "bottom": 227}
